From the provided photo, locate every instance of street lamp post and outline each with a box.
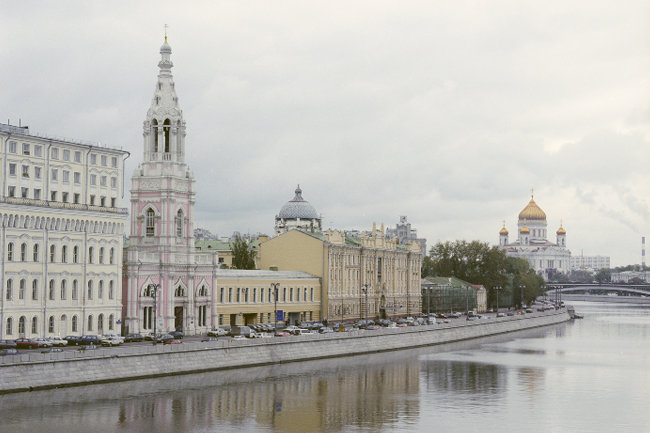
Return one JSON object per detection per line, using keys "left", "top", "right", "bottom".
{"left": 270, "top": 283, "right": 280, "bottom": 331}
{"left": 361, "top": 284, "right": 370, "bottom": 322}
{"left": 520, "top": 284, "right": 525, "bottom": 308}
{"left": 495, "top": 286, "right": 501, "bottom": 315}
{"left": 149, "top": 283, "right": 160, "bottom": 345}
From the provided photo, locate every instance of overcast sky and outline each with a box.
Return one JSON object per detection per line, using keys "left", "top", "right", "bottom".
{"left": 1, "top": 1, "right": 648, "bottom": 266}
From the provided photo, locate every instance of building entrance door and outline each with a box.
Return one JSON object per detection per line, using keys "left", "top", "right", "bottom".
{"left": 174, "top": 307, "right": 184, "bottom": 331}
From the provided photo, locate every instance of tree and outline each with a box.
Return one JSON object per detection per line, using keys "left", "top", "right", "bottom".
{"left": 594, "top": 268, "right": 611, "bottom": 283}
{"left": 230, "top": 236, "right": 256, "bottom": 270}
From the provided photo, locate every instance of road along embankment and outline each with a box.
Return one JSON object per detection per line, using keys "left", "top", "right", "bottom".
{"left": 0, "top": 309, "right": 570, "bottom": 394}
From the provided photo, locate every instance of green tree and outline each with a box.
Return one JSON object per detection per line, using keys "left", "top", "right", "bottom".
{"left": 594, "top": 268, "right": 611, "bottom": 283}
{"left": 230, "top": 236, "right": 256, "bottom": 270}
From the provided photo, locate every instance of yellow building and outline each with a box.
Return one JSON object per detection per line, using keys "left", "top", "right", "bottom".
{"left": 215, "top": 269, "right": 321, "bottom": 327}
{"left": 259, "top": 224, "right": 422, "bottom": 323}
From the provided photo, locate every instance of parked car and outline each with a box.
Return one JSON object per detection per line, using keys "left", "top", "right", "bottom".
{"left": 124, "top": 333, "right": 144, "bottom": 343}
{"left": 48, "top": 337, "right": 68, "bottom": 347}
{"left": 207, "top": 328, "right": 228, "bottom": 337}
{"left": 169, "top": 331, "right": 184, "bottom": 339}
{"left": 78, "top": 335, "right": 101, "bottom": 346}
{"left": 155, "top": 334, "right": 174, "bottom": 344}
{"left": 0, "top": 340, "right": 17, "bottom": 349}
{"left": 33, "top": 338, "right": 53, "bottom": 348}
{"left": 100, "top": 336, "right": 123, "bottom": 347}
{"left": 319, "top": 327, "right": 334, "bottom": 334}
{"left": 15, "top": 338, "right": 39, "bottom": 349}
{"left": 64, "top": 335, "right": 81, "bottom": 346}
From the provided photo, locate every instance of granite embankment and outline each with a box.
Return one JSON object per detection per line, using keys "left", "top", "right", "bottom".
{"left": 0, "top": 309, "right": 570, "bottom": 394}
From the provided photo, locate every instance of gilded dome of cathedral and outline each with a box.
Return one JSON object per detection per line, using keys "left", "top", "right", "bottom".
{"left": 520, "top": 225, "right": 530, "bottom": 234}
{"left": 556, "top": 225, "right": 566, "bottom": 235}
{"left": 518, "top": 196, "right": 546, "bottom": 221}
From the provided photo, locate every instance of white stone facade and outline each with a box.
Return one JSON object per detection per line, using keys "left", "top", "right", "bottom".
{"left": 570, "top": 255, "right": 610, "bottom": 272}
{"left": 0, "top": 123, "right": 128, "bottom": 339}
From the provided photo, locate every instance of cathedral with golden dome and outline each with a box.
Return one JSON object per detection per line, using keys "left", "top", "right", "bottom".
{"left": 498, "top": 194, "right": 571, "bottom": 280}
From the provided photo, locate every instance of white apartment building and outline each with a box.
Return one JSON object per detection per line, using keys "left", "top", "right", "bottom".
{"left": 0, "top": 123, "right": 128, "bottom": 339}
{"left": 570, "top": 255, "right": 611, "bottom": 272}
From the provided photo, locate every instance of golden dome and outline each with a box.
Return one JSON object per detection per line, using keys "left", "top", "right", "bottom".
{"left": 518, "top": 196, "right": 546, "bottom": 221}
{"left": 520, "top": 225, "right": 530, "bottom": 234}
{"left": 557, "top": 225, "right": 566, "bottom": 235}
{"left": 499, "top": 226, "right": 509, "bottom": 235}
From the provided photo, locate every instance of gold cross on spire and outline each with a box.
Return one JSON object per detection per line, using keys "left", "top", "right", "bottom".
{"left": 164, "top": 24, "right": 169, "bottom": 42}
{"left": 531, "top": 188, "right": 534, "bottom": 199}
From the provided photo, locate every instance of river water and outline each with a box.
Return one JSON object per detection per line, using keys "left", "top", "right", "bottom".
{"left": 1, "top": 301, "right": 648, "bottom": 433}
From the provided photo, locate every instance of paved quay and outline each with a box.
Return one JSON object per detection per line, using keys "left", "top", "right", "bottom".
{"left": 0, "top": 309, "right": 570, "bottom": 394}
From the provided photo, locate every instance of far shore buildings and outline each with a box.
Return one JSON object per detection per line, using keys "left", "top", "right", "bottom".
{"left": 499, "top": 194, "right": 570, "bottom": 280}
{"left": 386, "top": 216, "right": 427, "bottom": 257}
{"left": 0, "top": 122, "right": 129, "bottom": 339}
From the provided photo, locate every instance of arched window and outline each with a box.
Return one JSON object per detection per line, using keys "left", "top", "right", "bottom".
{"left": 48, "top": 316, "right": 55, "bottom": 333}
{"left": 109, "top": 247, "right": 114, "bottom": 264}
{"left": 175, "top": 209, "right": 183, "bottom": 237}
{"left": 152, "top": 119, "right": 158, "bottom": 153}
{"left": 98, "top": 314, "right": 104, "bottom": 333}
{"left": 72, "top": 280, "right": 78, "bottom": 300}
{"left": 5, "top": 279, "right": 12, "bottom": 300}
{"left": 99, "top": 247, "right": 104, "bottom": 264}
{"left": 198, "top": 285, "right": 207, "bottom": 297}
{"left": 18, "top": 316, "right": 26, "bottom": 335}
{"left": 20, "top": 243, "right": 26, "bottom": 261}
{"left": 163, "top": 118, "right": 171, "bottom": 152}
{"left": 98, "top": 281, "right": 104, "bottom": 299}
{"left": 72, "top": 315, "right": 78, "bottom": 332}
{"left": 7, "top": 242, "right": 13, "bottom": 261}
{"left": 88, "top": 247, "right": 94, "bottom": 264}
{"left": 48, "top": 280, "right": 55, "bottom": 300}
{"left": 73, "top": 246, "right": 79, "bottom": 263}
{"left": 61, "top": 280, "right": 67, "bottom": 300}
{"left": 33, "top": 244, "right": 39, "bottom": 262}
{"left": 87, "top": 281, "right": 93, "bottom": 300}
{"left": 60, "top": 315, "right": 67, "bottom": 335}
{"left": 61, "top": 245, "right": 67, "bottom": 263}
{"left": 146, "top": 208, "right": 155, "bottom": 237}
{"left": 19, "top": 279, "right": 25, "bottom": 300}
{"left": 87, "top": 315, "right": 93, "bottom": 331}
{"left": 32, "top": 280, "right": 38, "bottom": 300}
{"left": 31, "top": 316, "right": 38, "bottom": 334}
{"left": 109, "top": 281, "right": 114, "bottom": 300}
{"left": 109, "top": 314, "right": 114, "bottom": 330}
{"left": 6, "top": 317, "right": 13, "bottom": 335}
{"left": 49, "top": 244, "right": 56, "bottom": 262}
{"left": 175, "top": 286, "right": 185, "bottom": 297}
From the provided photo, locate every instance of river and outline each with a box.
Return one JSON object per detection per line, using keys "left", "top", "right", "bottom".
{"left": 1, "top": 301, "right": 648, "bottom": 433}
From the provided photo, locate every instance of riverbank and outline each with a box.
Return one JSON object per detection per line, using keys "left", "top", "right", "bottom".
{"left": 560, "top": 294, "right": 650, "bottom": 304}
{"left": 0, "top": 309, "right": 570, "bottom": 394}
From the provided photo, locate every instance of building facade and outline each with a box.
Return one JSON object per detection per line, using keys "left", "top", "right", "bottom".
{"left": 499, "top": 195, "right": 571, "bottom": 280}
{"left": 0, "top": 123, "right": 128, "bottom": 339}
{"left": 570, "top": 255, "right": 610, "bottom": 272}
{"left": 386, "top": 216, "right": 427, "bottom": 257}
{"left": 123, "top": 38, "right": 218, "bottom": 336}
{"left": 259, "top": 224, "right": 422, "bottom": 323}
{"left": 274, "top": 185, "right": 322, "bottom": 234}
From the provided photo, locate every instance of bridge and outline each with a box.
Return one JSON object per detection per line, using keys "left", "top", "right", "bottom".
{"left": 546, "top": 283, "right": 650, "bottom": 297}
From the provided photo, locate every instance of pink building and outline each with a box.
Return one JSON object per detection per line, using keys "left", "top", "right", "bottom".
{"left": 123, "top": 38, "right": 218, "bottom": 336}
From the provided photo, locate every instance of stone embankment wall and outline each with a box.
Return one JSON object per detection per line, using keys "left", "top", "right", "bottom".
{"left": 0, "top": 310, "right": 570, "bottom": 394}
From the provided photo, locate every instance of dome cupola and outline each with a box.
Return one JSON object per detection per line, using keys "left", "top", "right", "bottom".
{"left": 518, "top": 194, "right": 547, "bottom": 221}
{"left": 275, "top": 185, "right": 322, "bottom": 234}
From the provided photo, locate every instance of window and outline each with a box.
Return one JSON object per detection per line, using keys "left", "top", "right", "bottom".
{"left": 100, "top": 196, "right": 106, "bottom": 207}
{"left": 22, "top": 165, "right": 29, "bottom": 178}
{"left": 51, "top": 191, "right": 57, "bottom": 201}
{"left": 175, "top": 286, "right": 185, "bottom": 297}
{"left": 100, "top": 176, "right": 107, "bottom": 187}
{"left": 111, "top": 156, "right": 118, "bottom": 168}
{"left": 108, "top": 281, "right": 114, "bottom": 300}
{"left": 6, "top": 318, "right": 12, "bottom": 335}
{"left": 34, "top": 167, "right": 41, "bottom": 179}
{"left": 109, "top": 248, "right": 114, "bottom": 264}
{"left": 20, "top": 243, "right": 26, "bottom": 261}
{"left": 18, "top": 316, "right": 26, "bottom": 334}
{"left": 63, "top": 170, "right": 70, "bottom": 183}
{"left": 228, "top": 288, "right": 232, "bottom": 303}
{"left": 9, "top": 141, "right": 17, "bottom": 153}
{"left": 61, "top": 280, "right": 67, "bottom": 300}
{"left": 90, "top": 174, "right": 97, "bottom": 185}
{"left": 62, "top": 192, "right": 68, "bottom": 202}
{"left": 99, "top": 247, "right": 104, "bottom": 264}
{"left": 87, "top": 315, "right": 93, "bottom": 331}
{"left": 33, "top": 189, "right": 41, "bottom": 200}
{"left": 236, "top": 288, "right": 241, "bottom": 302}
{"left": 111, "top": 197, "right": 116, "bottom": 208}
{"left": 146, "top": 208, "right": 155, "bottom": 237}
{"left": 9, "top": 163, "right": 16, "bottom": 176}
{"left": 74, "top": 193, "right": 80, "bottom": 204}
{"left": 22, "top": 143, "right": 30, "bottom": 155}
{"left": 49, "top": 244, "right": 55, "bottom": 262}
{"left": 283, "top": 287, "right": 287, "bottom": 302}
{"left": 101, "top": 155, "right": 107, "bottom": 166}
{"left": 19, "top": 279, "right": 25, "bottom": 299}
{"left": 51, "top": 168, "right": 58, "bottom": 181}
{"left": 32, "top": 317, "right": 38, "bottom": 334}
{"left": 5, "top": 280, "right": 12, "bottom": 300}
{"left": 87, "top": 281, "right": 93, "bottom": 300}
{"left": 90, "top": 154, "right": 97, "bottom": 165}
{"left": 74, "top": 151, "right": 81, "bottom": 162}
{"left": 73, "top": 246, "right": 79, "bottom": 263}
{"left": 98, "top": 281, "right": 104, "bottom": 299}
{"left": 111, "top": 177, "right": 117, "bottom": 188}
{"left": 21, "top": 187, "right": 28, "bottom": 198}
{"left": 7, "top": 243, "right": 13, "bottom": 261}
{"left": 49, "top": 280, "right": 55, "bottom": 300}
{"left": 290, "top": 287, "right": 293, "bottom": 302}
{"left": 34, "top": 145, "right": 42, "bottom": 157}
{"left": 74, "top": 172, "right": 81, "bottom": 184}
{"left": 49, "top": 316, "right": 55, "bottom": 333}
{"left": 109, "top": 314, "right": 114, "bottom": 330}
{"left": 88, "top": 247, "right": 94, "bottom": 264}
{"left": 89, "top": 195, "right": 95, "bottom": 205}
{"left": 7, "top": 186, "right": 15, "bottom": 197}
{"left": 61, "top": 245, "right": 67, "bottom": 263}
{"left": 311, "top": 287, "right": 314, "bottom": 301}
{"left": 72, "top": 280, "right": 78, "bottom": 300}
{"left": 51, "top": 148, "right": 59, "bottom": 159}
{"left": 31, "top": 280, "right": 38, "bottom": 300}
{"left": 176, "top": 210, "right": 183, "bottom": 237}
{"left": 220, "top": 287, "right": 224, "bottom": 303}
{"left": 63, "top": 149, "right": 70, "bottom": 161}
{"left": 72, "top": 315, "right": 78, "bottom": 332}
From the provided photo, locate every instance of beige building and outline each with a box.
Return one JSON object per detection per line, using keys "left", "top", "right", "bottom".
{"left": 215, "top": 269, "right": 321, "bottom": 327}
{"left": 259, "top": 224, "right": 422, "bottom": 323}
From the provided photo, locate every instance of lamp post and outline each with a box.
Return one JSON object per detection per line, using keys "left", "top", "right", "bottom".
{"left": 149, "top": 283, "right": 160, "bottom": 345}
{"left": 361, "top": 284, "right": 370, "bottom": 322}
{"left": 270, "top": 283, "right": 280, "bottom": 331}
{"left": 495, "top": 286, "right": 501, "bottom": 316}
{"left": 520, "top": 284, "right": 525, "bottom": 308}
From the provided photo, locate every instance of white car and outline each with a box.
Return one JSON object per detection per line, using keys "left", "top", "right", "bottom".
{"left": 48, "top": 337, "right": 69, "bottom": 347}
{"left": 100, "top": 336, "right": 123, "bottom": 346}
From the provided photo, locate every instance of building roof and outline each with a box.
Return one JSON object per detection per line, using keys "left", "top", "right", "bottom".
{"left": 277, "top": 185, "right": 320, "bottom": 219}
{"left": 518, "top": 196, "right": 547, "bottom": 221}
